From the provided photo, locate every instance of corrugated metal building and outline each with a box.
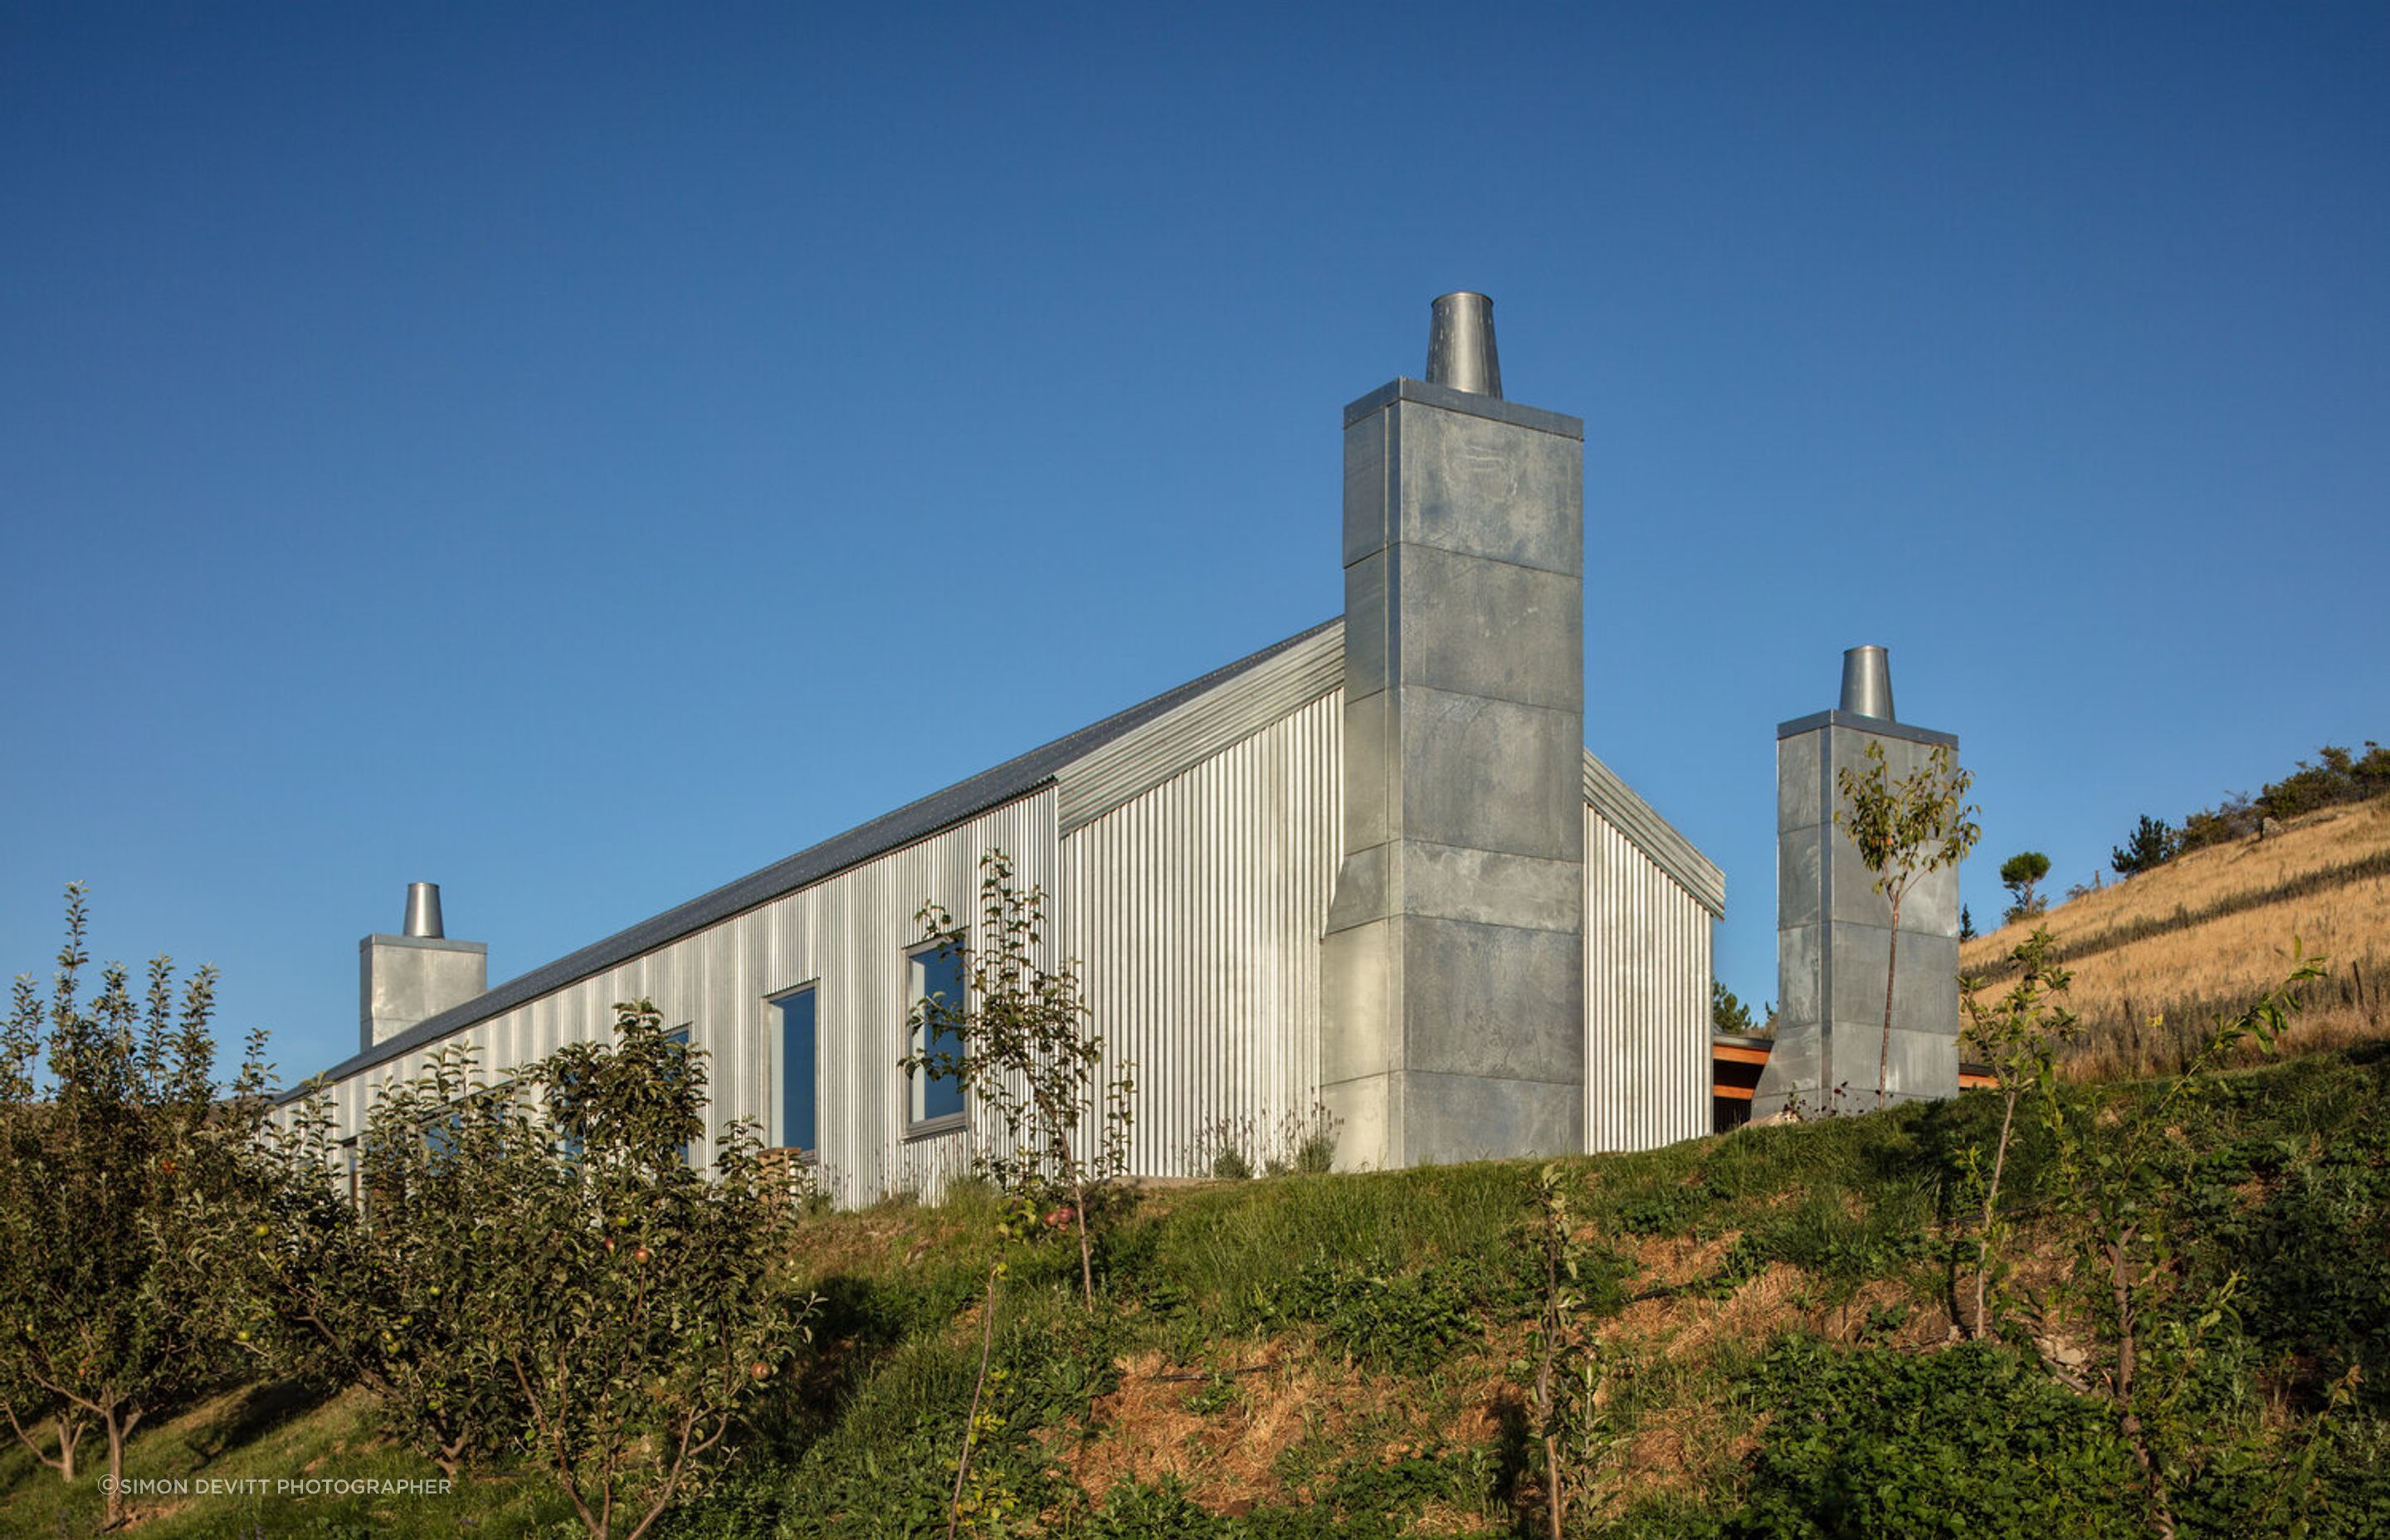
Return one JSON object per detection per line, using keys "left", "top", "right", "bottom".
{"left": 291, "top": 297, "right": 1724, "bottom": 1201}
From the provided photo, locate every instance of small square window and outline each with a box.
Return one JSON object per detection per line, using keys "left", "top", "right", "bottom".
{"left": 907, "top": 941, "right": 967, "bottom": 1132}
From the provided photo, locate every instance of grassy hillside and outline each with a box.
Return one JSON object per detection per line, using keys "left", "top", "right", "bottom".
{"left": 9, "top": 1043, "right": 2388, "bottom": 1538}
{"left": 1964, "top": 797, "right": 2390, "bottom": 1077}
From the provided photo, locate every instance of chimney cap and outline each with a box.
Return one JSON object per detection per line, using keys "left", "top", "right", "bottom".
{"left": 1426, "top": 292, "right": 1503, "bottom": 399}
{"left": 402, "top": 882, "right": 445, "bottom": 939}
{"left": 1839, "top": 646, "right": 1896, "bottom": 721}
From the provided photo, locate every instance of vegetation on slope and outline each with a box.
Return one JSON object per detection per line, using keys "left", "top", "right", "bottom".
{"left": 738, "top": 1044, "right": 2390, "bottom": 1539}
{"left": 1968, "top": 797, "right": 2390, "bottom": 1078}
{"left": 9, "top": 1036, "right": 2389, "bottom": 1539}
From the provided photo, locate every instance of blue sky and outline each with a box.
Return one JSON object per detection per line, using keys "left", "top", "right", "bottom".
{"left": 4, "top": 3, "right": 2384, "bottom": 1084}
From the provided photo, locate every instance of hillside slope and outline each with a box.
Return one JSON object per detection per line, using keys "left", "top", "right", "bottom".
{"left": 10, "top": 1047, "right": 2390, "bottom": 1539}
{"left": 1963, "top": 797, "right": 2390, "bottom": 1076}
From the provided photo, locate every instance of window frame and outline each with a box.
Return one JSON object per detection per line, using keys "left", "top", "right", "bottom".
{"left": 904, "top": 937, "right": 969, "bottom": 1140}
{"left": 765, "top": 980, "right": 822, "bottom": 1162}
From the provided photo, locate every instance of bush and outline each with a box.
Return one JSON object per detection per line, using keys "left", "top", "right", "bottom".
{"left": 2261, "top": 743, "right": 2390, "bottom": 821}
{"left": 1734, "top": 1338, "right": 2150, "bottom": 1538}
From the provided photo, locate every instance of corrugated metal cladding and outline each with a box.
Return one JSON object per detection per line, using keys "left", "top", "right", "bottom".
{"left": 295, "top": 625, "right": 1725, "bottom": 1200}
{"left": 1056, "top": 625, "right": 1345, "bottom": 835}
{"left": 307, "top": 795, "right": 1059, "bottom": 1207}
{"left": 1061, "top": 690, "right": 1343, "bottom": 1177}
{"left": 1584, "top": 805, "right": 1714, "bottom": 1152}
{"left": 1583, "top": 750, "right": 1725, "bottom": 919}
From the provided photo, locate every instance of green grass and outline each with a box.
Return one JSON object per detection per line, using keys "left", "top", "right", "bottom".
{"left": 0, "top": 1382, "right": 572, "bottom": 1538}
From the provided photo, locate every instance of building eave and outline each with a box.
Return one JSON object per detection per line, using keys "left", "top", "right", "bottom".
{"left": 282, "top": 617, "right": 1341, "bottom": 1103}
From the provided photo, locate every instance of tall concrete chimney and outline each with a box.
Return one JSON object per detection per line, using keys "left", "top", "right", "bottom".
{"left": 1321, "top": 294, "right": 1587, "bottom": 1167}
{"left": 360, "top": 882, "right": 488, "bottom": 1050}
{"left": 1755, "top": 648, "right": 1963, "bottom": 1118}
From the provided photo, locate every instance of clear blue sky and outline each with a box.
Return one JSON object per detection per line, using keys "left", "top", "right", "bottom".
{"left": 5, "top": 3, "right": 2385, "bottom": 1084}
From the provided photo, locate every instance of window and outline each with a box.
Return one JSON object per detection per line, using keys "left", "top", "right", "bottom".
{"left": 664, "top": 1026, "right": 693, "bottom": 1166}
{"left": 907, "top": 941, "right": 967, "bottom": 1131}
{"left": 769, "top": 986, "right": 818, "bottom": 1155}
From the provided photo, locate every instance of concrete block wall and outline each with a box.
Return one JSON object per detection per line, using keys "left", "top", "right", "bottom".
{"left": 1322, "top": 377, "right": 1588, "bottom": 1167}
{"left": 1757, "top": 698, "right": 1963, "bottom": 1118}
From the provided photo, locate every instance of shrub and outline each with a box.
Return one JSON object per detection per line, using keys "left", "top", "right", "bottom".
{"left": 2261, "top": 743, "right": 2390, "bottom": 822}
{"left": 1737, "top": 1338, "right": 2149, "bottom": 1538}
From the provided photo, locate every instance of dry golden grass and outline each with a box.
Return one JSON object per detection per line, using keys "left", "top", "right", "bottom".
{"left": 1962, "top": 799, "right": 2390, "bottom": 1078}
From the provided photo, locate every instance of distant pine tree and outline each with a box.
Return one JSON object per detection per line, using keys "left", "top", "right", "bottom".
{"left": 1999, "top": 851, "right": 2051, "bottom": 924}
{"left": 2112, "top": 815, "right": 2178, "bottom": 876}
{"left": 1712, "top": 980, "right": 1756, "bottom": 1036}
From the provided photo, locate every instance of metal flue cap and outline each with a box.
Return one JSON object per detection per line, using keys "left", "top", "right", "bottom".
{"left": 1839, "top": 646, "right": 1896, "bottom": 721}
{"left": 402, "top": 882, "right": 446, "bottom": 939}
{"left": 1426, "top": 292, "right": 1502, "bottom": 398}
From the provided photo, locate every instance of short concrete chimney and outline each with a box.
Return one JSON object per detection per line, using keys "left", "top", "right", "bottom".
{"left": 1757, "top": 651, "right": 1963, "bottom": 1118}
{"left": 360, "top": 882, "right": 487, "bottom": 1050}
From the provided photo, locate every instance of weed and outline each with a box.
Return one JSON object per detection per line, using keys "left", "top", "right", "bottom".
{"left": 1183, "top": 1104, "right": 1345, "bottom": 1182}
{"left": 1252, "top": 1260, "right": 1480, "bottom": 1375}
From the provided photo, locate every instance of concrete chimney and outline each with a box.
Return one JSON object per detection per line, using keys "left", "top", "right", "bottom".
{"left": 1755, "top": 649, "right": 1963, "bottom": 1118}
{"left": 1321, "top": 294, "right": 1586, "bottom": 1167}
{"left": 360, "top": 882, "right": 487, "bottom": 1050}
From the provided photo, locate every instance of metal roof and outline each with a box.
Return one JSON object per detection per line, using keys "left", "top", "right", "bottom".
{"left": 287, "top": 618, "right": 1340, "bottom": 1099}
{"left": 1056, "top": 621, "right": 1346, "bottom": 835}
{"left": 1583, "top": 750, "right": 1728, "bottom": 918}
{"left": 290, "top": 613, "right": 1729, "bottom": 1101}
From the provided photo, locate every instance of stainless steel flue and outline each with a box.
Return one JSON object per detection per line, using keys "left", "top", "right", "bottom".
{"left": 402, "top": 882, "right": 446, "bottom": 939}
{"left": 1838, "top": 646, "right": 1895, "bottom": 721}
{"left": 1426, "top": 292, "right": 1502, "bottom": 398}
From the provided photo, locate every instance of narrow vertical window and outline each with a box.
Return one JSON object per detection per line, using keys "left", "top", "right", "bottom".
{"left": 664, "top": 1026, "right": 693, "bottom": 1166}
{"left": 907, "top": 942, "right": 967, "bottom": 1129}
{"left": 770, "top": 986, "right": 818, "bottom": 1155}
